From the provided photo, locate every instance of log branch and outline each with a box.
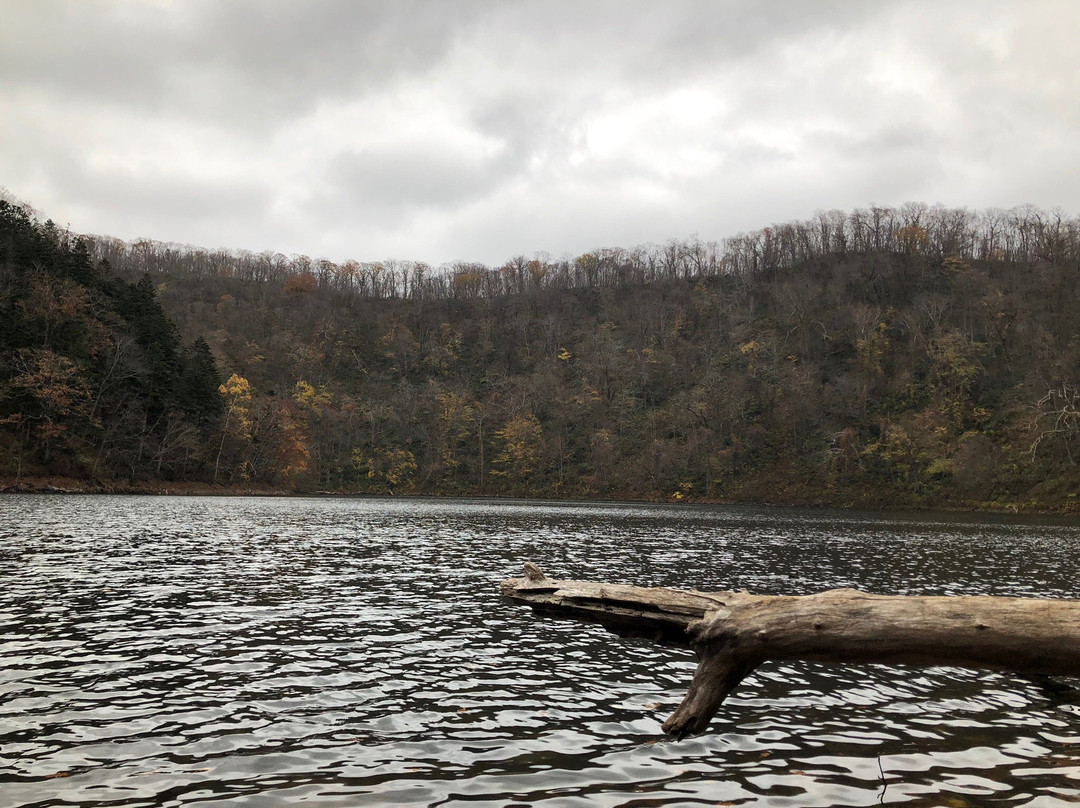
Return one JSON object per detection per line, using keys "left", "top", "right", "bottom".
{"left": 500, "top": 563, "right": 1080, "bottom": 738}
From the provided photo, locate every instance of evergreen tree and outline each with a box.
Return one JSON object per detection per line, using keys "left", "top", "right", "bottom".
{"left": 178, "top": 338, "right": 224, "bottom": 423}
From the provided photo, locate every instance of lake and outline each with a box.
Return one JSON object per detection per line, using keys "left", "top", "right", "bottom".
{"left": 2, "top": 495, "right": 1080, "bottom": 806}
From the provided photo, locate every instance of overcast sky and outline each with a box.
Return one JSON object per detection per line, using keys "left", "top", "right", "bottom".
{"left": 3, "top": 0, "right": 1079, "bottom": 266}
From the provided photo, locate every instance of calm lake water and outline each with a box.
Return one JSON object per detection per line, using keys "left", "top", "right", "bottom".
{"left": 2, "top": 495, "right": 1080, "bottom": 807}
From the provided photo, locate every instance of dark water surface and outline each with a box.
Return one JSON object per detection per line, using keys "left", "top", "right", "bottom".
{"left": 2, "top": 495, "right": 1080, "bottom": 807}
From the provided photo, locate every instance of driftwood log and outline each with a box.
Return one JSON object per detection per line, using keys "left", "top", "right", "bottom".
{"left": 501, "top": 562, "right": 1080, "bottom": 738}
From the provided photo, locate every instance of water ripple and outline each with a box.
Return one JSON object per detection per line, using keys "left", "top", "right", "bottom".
{"left": 2, "top": 495, "right": 1080, "bottom": 806}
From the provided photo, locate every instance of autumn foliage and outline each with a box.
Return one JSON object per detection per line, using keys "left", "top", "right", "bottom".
{"left": 8, "top": 198, "right": 1080, "bottom": 511}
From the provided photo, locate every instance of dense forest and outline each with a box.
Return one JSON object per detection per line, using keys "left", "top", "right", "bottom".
{"left": 5, "top": 196, "right": 1080, "bottom": 512}
{"left": 0, "top": 200, "right": 224, "bottom": 486}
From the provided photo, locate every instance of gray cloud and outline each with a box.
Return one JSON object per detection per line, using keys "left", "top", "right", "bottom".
{"left": 1, "top": 1, "right": 475, "bottom": 128}
{"left": 2, "top": 0, "right": 1079, "bottom": 265}
{"left": 327, "top": 143, "right": 516, "bottom": 212}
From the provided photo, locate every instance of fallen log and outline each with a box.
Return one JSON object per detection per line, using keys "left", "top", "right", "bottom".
{"left": 500, "top": 562, "right": 1080, "bottom": 738}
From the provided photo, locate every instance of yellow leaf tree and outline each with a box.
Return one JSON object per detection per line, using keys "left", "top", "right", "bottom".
{"left": 214, "top": 373, "right": 253, "bottom": 483}
{"left": 353, "top": 447, "right": 417, "bottom": 493}
{"left": 491, "top": 412, "right": 544, "bottom": 486}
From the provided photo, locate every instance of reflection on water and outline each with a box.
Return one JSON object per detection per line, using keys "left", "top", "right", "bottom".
{"left": 2, "top": 495, "right": 1080, "bottom": 807}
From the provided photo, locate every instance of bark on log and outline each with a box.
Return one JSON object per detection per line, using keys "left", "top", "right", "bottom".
{"left": 500, "top": 562, "right": 1080, "bottom": 738}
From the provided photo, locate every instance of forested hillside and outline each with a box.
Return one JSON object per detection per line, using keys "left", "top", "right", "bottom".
{"left": 6, "top": 198, "right": 1080, "bottom": 511}
{"left": 0, "top": 200, "right": 223, "bottom": 484}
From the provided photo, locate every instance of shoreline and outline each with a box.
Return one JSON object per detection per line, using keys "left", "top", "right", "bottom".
{"left": 0, "top": 475, "right": 291, "bottom": 498}
{"left": 3, "top": 474, "right": 1078, "bottom": 519}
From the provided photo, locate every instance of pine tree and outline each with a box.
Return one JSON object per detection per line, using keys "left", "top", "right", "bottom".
{"left": 178, "top": 338, "right": 223, "bottom": 423}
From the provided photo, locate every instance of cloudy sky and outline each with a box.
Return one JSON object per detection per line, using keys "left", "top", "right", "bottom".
{"left": 3, "top": 0, "right": 1079, "bottom": 266}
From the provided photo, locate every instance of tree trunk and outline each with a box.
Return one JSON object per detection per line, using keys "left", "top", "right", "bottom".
{"left": 501, "top": 562, "right": 1080, "bottom": 738}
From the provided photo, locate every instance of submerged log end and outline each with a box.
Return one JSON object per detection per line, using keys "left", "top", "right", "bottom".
{"left": 523, "top": 561, "right": 549, "bottom": 582}
{"left": 500, "top": 562, "right": 555, "bottom": 598}
{"left": 661, "top": 645, "right": 758, "bottom": 738}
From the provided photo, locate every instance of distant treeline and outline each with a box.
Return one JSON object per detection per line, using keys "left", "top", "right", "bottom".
{"left": 86, "top": 203, "right": 1080, "bottom": 300}
{"left": 6, "top": 198, "right": 1080, "bottom": 511}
